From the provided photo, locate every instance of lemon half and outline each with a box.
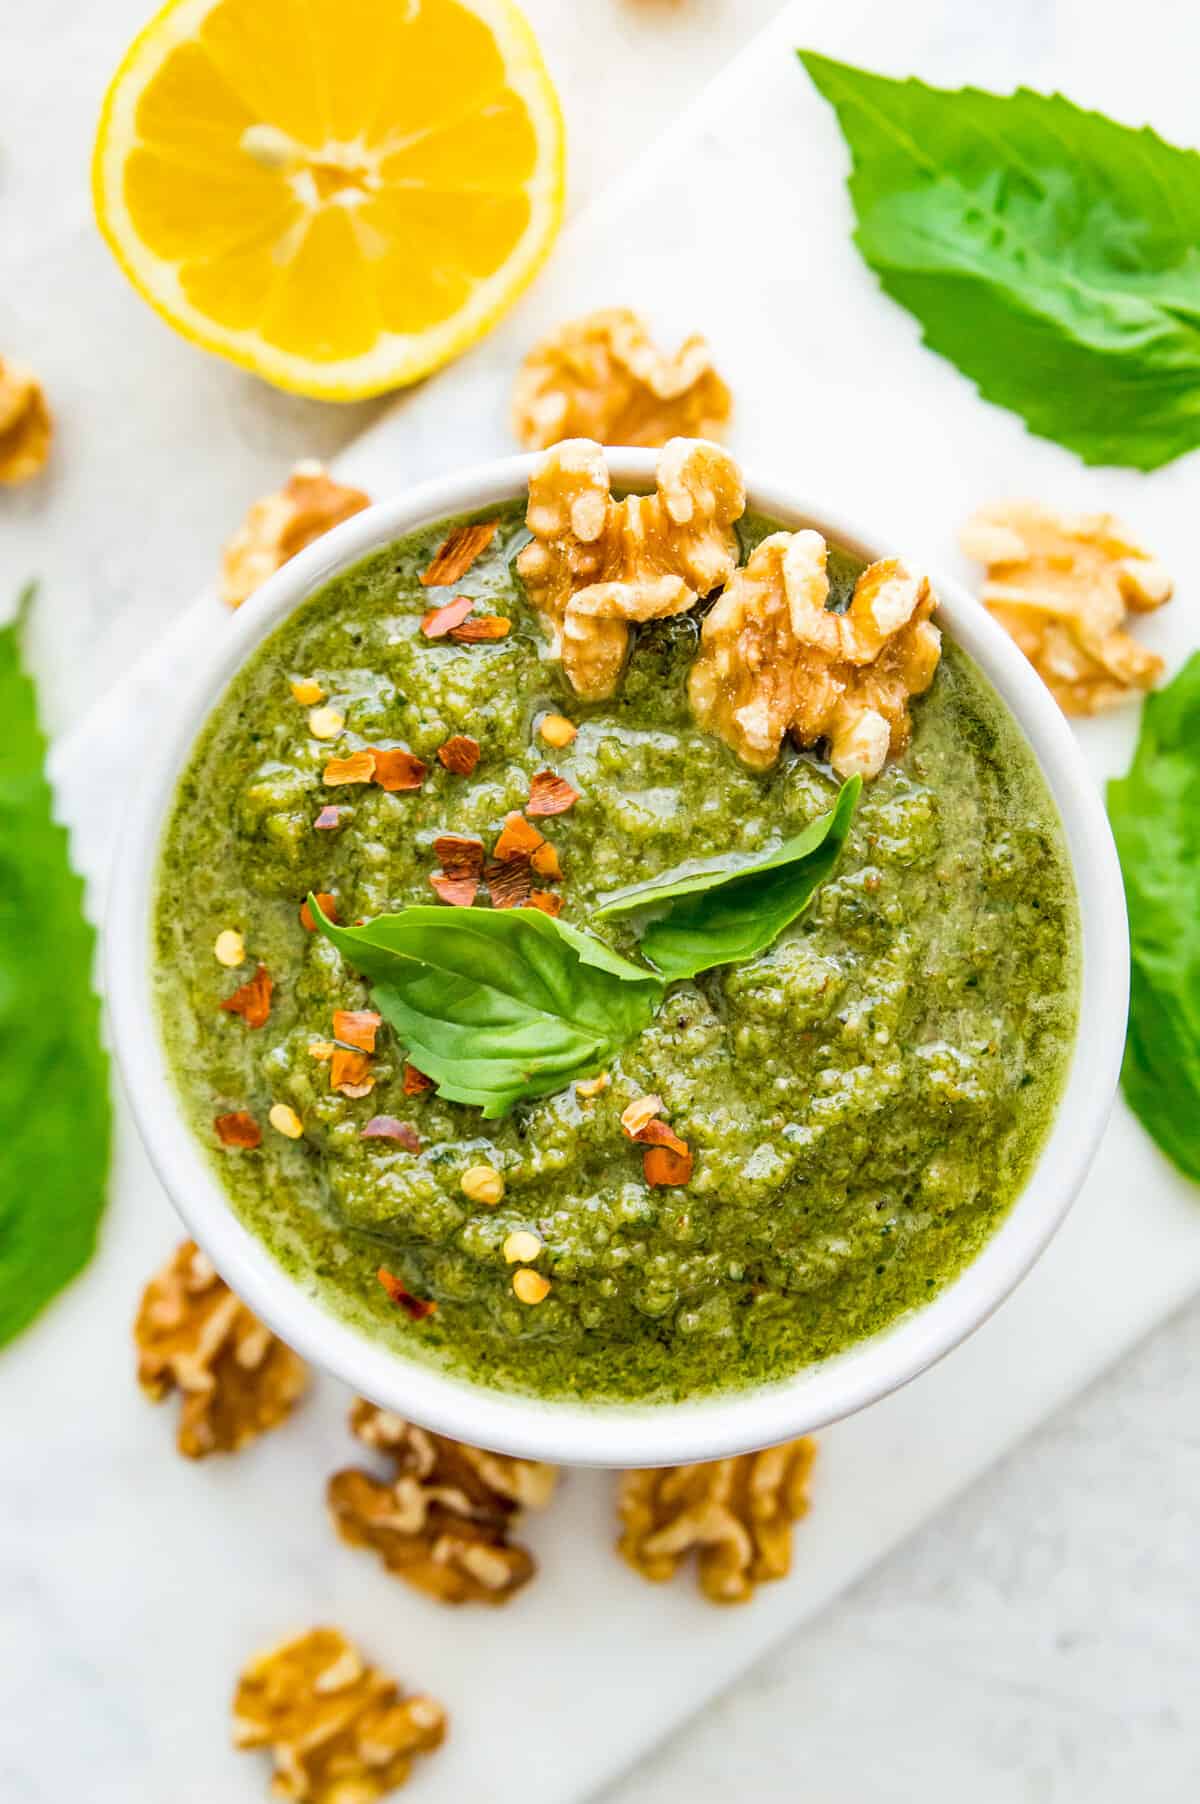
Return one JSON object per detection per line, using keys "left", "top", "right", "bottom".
{"left": 93, "top": 0, "right": 565, "bottom": 398}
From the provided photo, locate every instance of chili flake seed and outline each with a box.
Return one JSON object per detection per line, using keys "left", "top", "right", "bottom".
{"left": 323, "top": 749, "right": 376, "bottom": 786}
{"left": 513, "top": 1268, "right": 551, "bottom": 1305}
{"left": 220, "top": 964, "right": 273, "bottom": 1029}
{"left": 420, "top": 594, "right": 475, "bottom": 639}
{"left": 437, "top": 734, "right": 481, "bottom": 775}
{"left": 461, "top": 1165, "right": 505, "bottom": 1207}
{"left": 213, "top": 929, "right": 245, "bottom": 967}
{"left": 299, "top": 892, "right": 337, "bottom": 932}
{"left": 404, "top": 1063, "right": 434, "bottom": 1096}
{"left": 370, "top": 745, "right": 427, "bottom": 791}
{"left": 449, "top": 615, "right": 510, "bottom": 643}
{"left": 539, "top": 713, "right": 577, "bottom": 748}
{"left": 290, "top": 678, "right": 324, "bottom": 706}
{"left": 313, "top": 805, "right": 343, "bottom": 831}
{"left": 419, "top": 520, "right": 499, "bottom": 587}
{"left": 576, "top": 1073, "right": 610, "bottom": 1098}
{"left": 620, "top": 1095, "right": 665, "bottom": 1139}
{"left": 503, "top": 1230, "right": 543, "bottom": 1264}
{"left": 377, "top": 1267, "right": 437, "bottom": 1320}
{"left": 308, "top": 705, "right": 345, "bottom": 740}
{"left": 268, "top": 1103, "right": 304, "bottom": 1139}
{"left": 214, "top": 1111, "right": 261, "bottom": 1149}
{"left": 527, "top": 769, "right": 580, "bottom": 816}
{"left": 308, "top": 1039, "right": 335, "bottom": 1061}
{"left": 361, "top": 1117, "right": 421, "bottom": 1152}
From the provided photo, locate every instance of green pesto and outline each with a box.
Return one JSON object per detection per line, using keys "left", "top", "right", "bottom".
{"left": 154, "top": 500, "right": 1080, "bottom": 1403}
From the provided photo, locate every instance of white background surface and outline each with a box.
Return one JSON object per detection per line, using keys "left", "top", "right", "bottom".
{"left": 3, "top": 3, "right": 1200, "bottom": 1802}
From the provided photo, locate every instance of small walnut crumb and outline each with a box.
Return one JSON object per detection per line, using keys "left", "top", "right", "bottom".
{"left": 232, "top": 1625, "right": 446, "bottom": 1801}
{"left": 576, "top": 1073, "right": 610, "bottom": 1098}
{"left": 135, "top": 1240, "right": 308, "bottom": 1458}
{"left": 538, "top": 713, "right": 577, "bottom": 748}
{"left": 961, "top": 500, "right": 1172, "bottom": 714}
{"left": 512, "top": 309, "right": 732, "bottom": 451}
{"left": 512, "top": 1268, "right": 551, "bottom": 1305}
{"left": 461, "top": 1164, "right": 504, "bottom": 1207}
{"left": 290, "top": 678, "right": 325, "bottom": 706}
{"left": 269, "top": 1103, "right": 304, "bottom": 1140}
{"left": 689, "top": 530, "right": 941, "bottom": 779}
{"left": 308, "top": 706, "right": 345, "bottom": 741}
{"left": 327, "top": 1401, "right": 558, "bottom": 1605}
{"left": 517, "top": 438, "right": 744, "bottom": 700}
{"left": 620, "top": 1094, "right": 665, "bottom": 1138}
{"left": 503, "top": 1229, "right": 543, "bottom": 1264}
{"left": 214, "top": 929, "right": 245, "bottom": 968}
{"left": 0, "top": 358, "right": 51, "bottom": 484}
{"left": 220, "top": 463, "right": 370, "bottom": 608}
{"left": 619, "top": 1440, "right": 817, "bottom": 1605}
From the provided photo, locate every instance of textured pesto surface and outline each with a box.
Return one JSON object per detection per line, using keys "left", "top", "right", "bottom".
{"left": 155, "top": 501, "right": 1080, "bottom": 1402}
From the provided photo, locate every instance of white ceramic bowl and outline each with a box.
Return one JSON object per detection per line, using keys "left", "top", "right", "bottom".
{"left": 107, "top": 450, "right": 1128, "bottom": 1468}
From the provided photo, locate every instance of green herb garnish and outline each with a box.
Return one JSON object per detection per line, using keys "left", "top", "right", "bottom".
{"left": 0, "top": 588, "right": 112, "bottom": 1348}
{"left": 800, "top": 51, "right": 1200, "bottom": 471}
{"left": 310, "top": 901, "right": 664, "bottom": 1117}
{"left": 597, "top": 778, "right": 860, "bottom": 981}
{"left": 1108, "top": 655, "right": 1200, "bottom": 1182}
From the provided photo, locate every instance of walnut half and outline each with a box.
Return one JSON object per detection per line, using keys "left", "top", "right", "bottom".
{"left": 618, "top": 1440, "right": 816, "bottom": 1605}
{"left": 960, "top": 500, "right": 1172, "bottom": 714}
{"left": 0, "top": 357, "right": 51, "bottom": 484}
{"left": 221, "top": 462, "right": 371, "bottom": 608}
{"left": 134, "top": 1240, "right": 308, "bottom": 1458}
{"left": 517, "top": 437, "right": 745, "bottom": 699}
{"left": 689, "top": 530, "right": 941, "bottom": 778}
{"left": 511, "top": 307, "right": 732, "bottom": 450}
{"left": 327, "top": 1401, "right": 559, "bottom": 1606}
{"left": 233, "top": 1627, "right": 446, "bottom": 1804}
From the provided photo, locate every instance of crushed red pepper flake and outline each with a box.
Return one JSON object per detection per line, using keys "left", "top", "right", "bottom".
{"left": 333, "top": 1010, "right": 381, "bottom": 1053}
{"left": 485, "top": 856, "right": 533, "bottom": 910}
{"left": 493, "top": 810, "right": 544, "bottom": 862}
{"left": 643, "top": 1141, "right": 694, "bottom": 1187}
{"left": 220, "top": 964, "right": 273, "bottom": 1029}
{"left": 403, "top": 1063, "right": 434, "bottom": 1096}
{"left": 331, "top": 1048, "right": 374, "bottom": 1097}
{"left": 362, "top": 1117, "right": 422, "bottom": 1152}
{"left": 449, "top": 616, "right": 510, "bottom": 643}
{"left": 527, "top": 769, "right": 580, "bottom": 816}
{"left": 437, "top": 734, "right": 481, "bottom": 774}
{"left": 430, "top": 833, "right": 485, "bottom": 908}
{"left": 214, "top": 1111, "right": 262, "bottom": 1148}
{"left": 371, "top": 746, "right": 427, "bottom": 791}
{"left": 530, "top": 841, "right": 562, "bottom": 881}
{"left": 419, "top": 520, "right": 499, "bottom": 587}
{"left": 313, "top": 805, "right": 343, "bottom": 830}
{"left": 323, "top": 749, "right": 376, "bottom": 786}
{"left": 529, "top": 889, "right": 563, "bottom": 917}
{"left": 378, "top": 1267, "right": 438, "bottom": 1319}
{"left": 431, "top": 874, "right": 478, "bottom": 907}
{"left": 421, "top": 594, "right": 475, "bottom": 639}
{"left": 299, "top": 892, "right": 337, "bottom": 932}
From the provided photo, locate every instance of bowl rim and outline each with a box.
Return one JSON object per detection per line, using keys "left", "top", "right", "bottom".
{"left": 105, "top": 447, "right": 1128, "bottom": 1467}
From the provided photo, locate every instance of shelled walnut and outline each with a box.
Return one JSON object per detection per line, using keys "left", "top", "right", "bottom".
{"left": 689, "top": 529, "right": 940, "bottom": 778}
{"left": 618, "top": 1440, "right": 816, "bottom": 1605}
{"left": 517, "top": 436, "right": 744, "bottom": 698}
{"left": 232, "top": 1627, "right": 445, "bottom": 1803}
{"left": 511, "top": 308, "right": 732, "bottom": 450}
{"left": 0, "top": 357, "right": 51, "bottom": 484}
{"left": 960, "top": 500, "right": 1172, "bottom": 714}
{"left": 327, "top": 1401, "right": 558, "bottom": 1605}
{"left": 134, "top": 1240, "right": 308, "bottom": 1457}
{"left": 221, "top": 461, "right": 370, "bottom": 607}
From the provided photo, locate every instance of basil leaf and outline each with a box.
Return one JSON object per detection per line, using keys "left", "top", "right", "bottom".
{"left": 596, "top": 778, "right": 860, "bottom": 982}
{"left": 0, "top": 590, "right": 111, "bottom": 1348}
{"left": 1108, "top": 655, "right": 1200, "bottom": 1183}
{"left": 800, "top": 52, "right": 1200, "bottom": 471}
{"left": 310, "top": 901, "right": 663, "bottom": 1117}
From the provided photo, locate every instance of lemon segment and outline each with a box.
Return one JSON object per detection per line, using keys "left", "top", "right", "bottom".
{"left": 93, "top": 0, "right": 565, "bottom": 397}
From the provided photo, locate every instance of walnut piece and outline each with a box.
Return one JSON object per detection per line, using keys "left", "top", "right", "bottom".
{"left": 511, "top": 308, "right": 732, "bottom": 450}
{"left": 618, "top": 1440, "right": 816, "bottom": 1605}
{"left": 517, "top": 437, "right": 744, "bottom": 699}
{"left": 233, "top": 1626, "right": 446, "bottom": 1804}
{"left": 221, "top": 462, "right": 371, "bottom": 608}
{"left": 327, "top": 1400, "right": 558, "bottom": 1606}
{"left": 134, "top": 1240, "right": 308, "bottom": 1458}
{"left": 689, "top": 529, "right": 941, "bottom": 778}
{"left": 960, "top": 500, "right": 1172, "bottom": 714}
{"left": 0, "top": 357, "right": 51, "bottom": 484}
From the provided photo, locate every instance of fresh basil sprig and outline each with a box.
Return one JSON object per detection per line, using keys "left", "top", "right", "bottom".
{"left": 1108, "top": 655, "right": 1200, "bottom": 1183}
{"left": 801, "top": 52, "right": 1200, "bottom": 472}
{"left": 310, "top": 901, "right": 663, "bottom": 1117}
{"left": 596, "top": 779, "right": 860, "bottom": 981}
